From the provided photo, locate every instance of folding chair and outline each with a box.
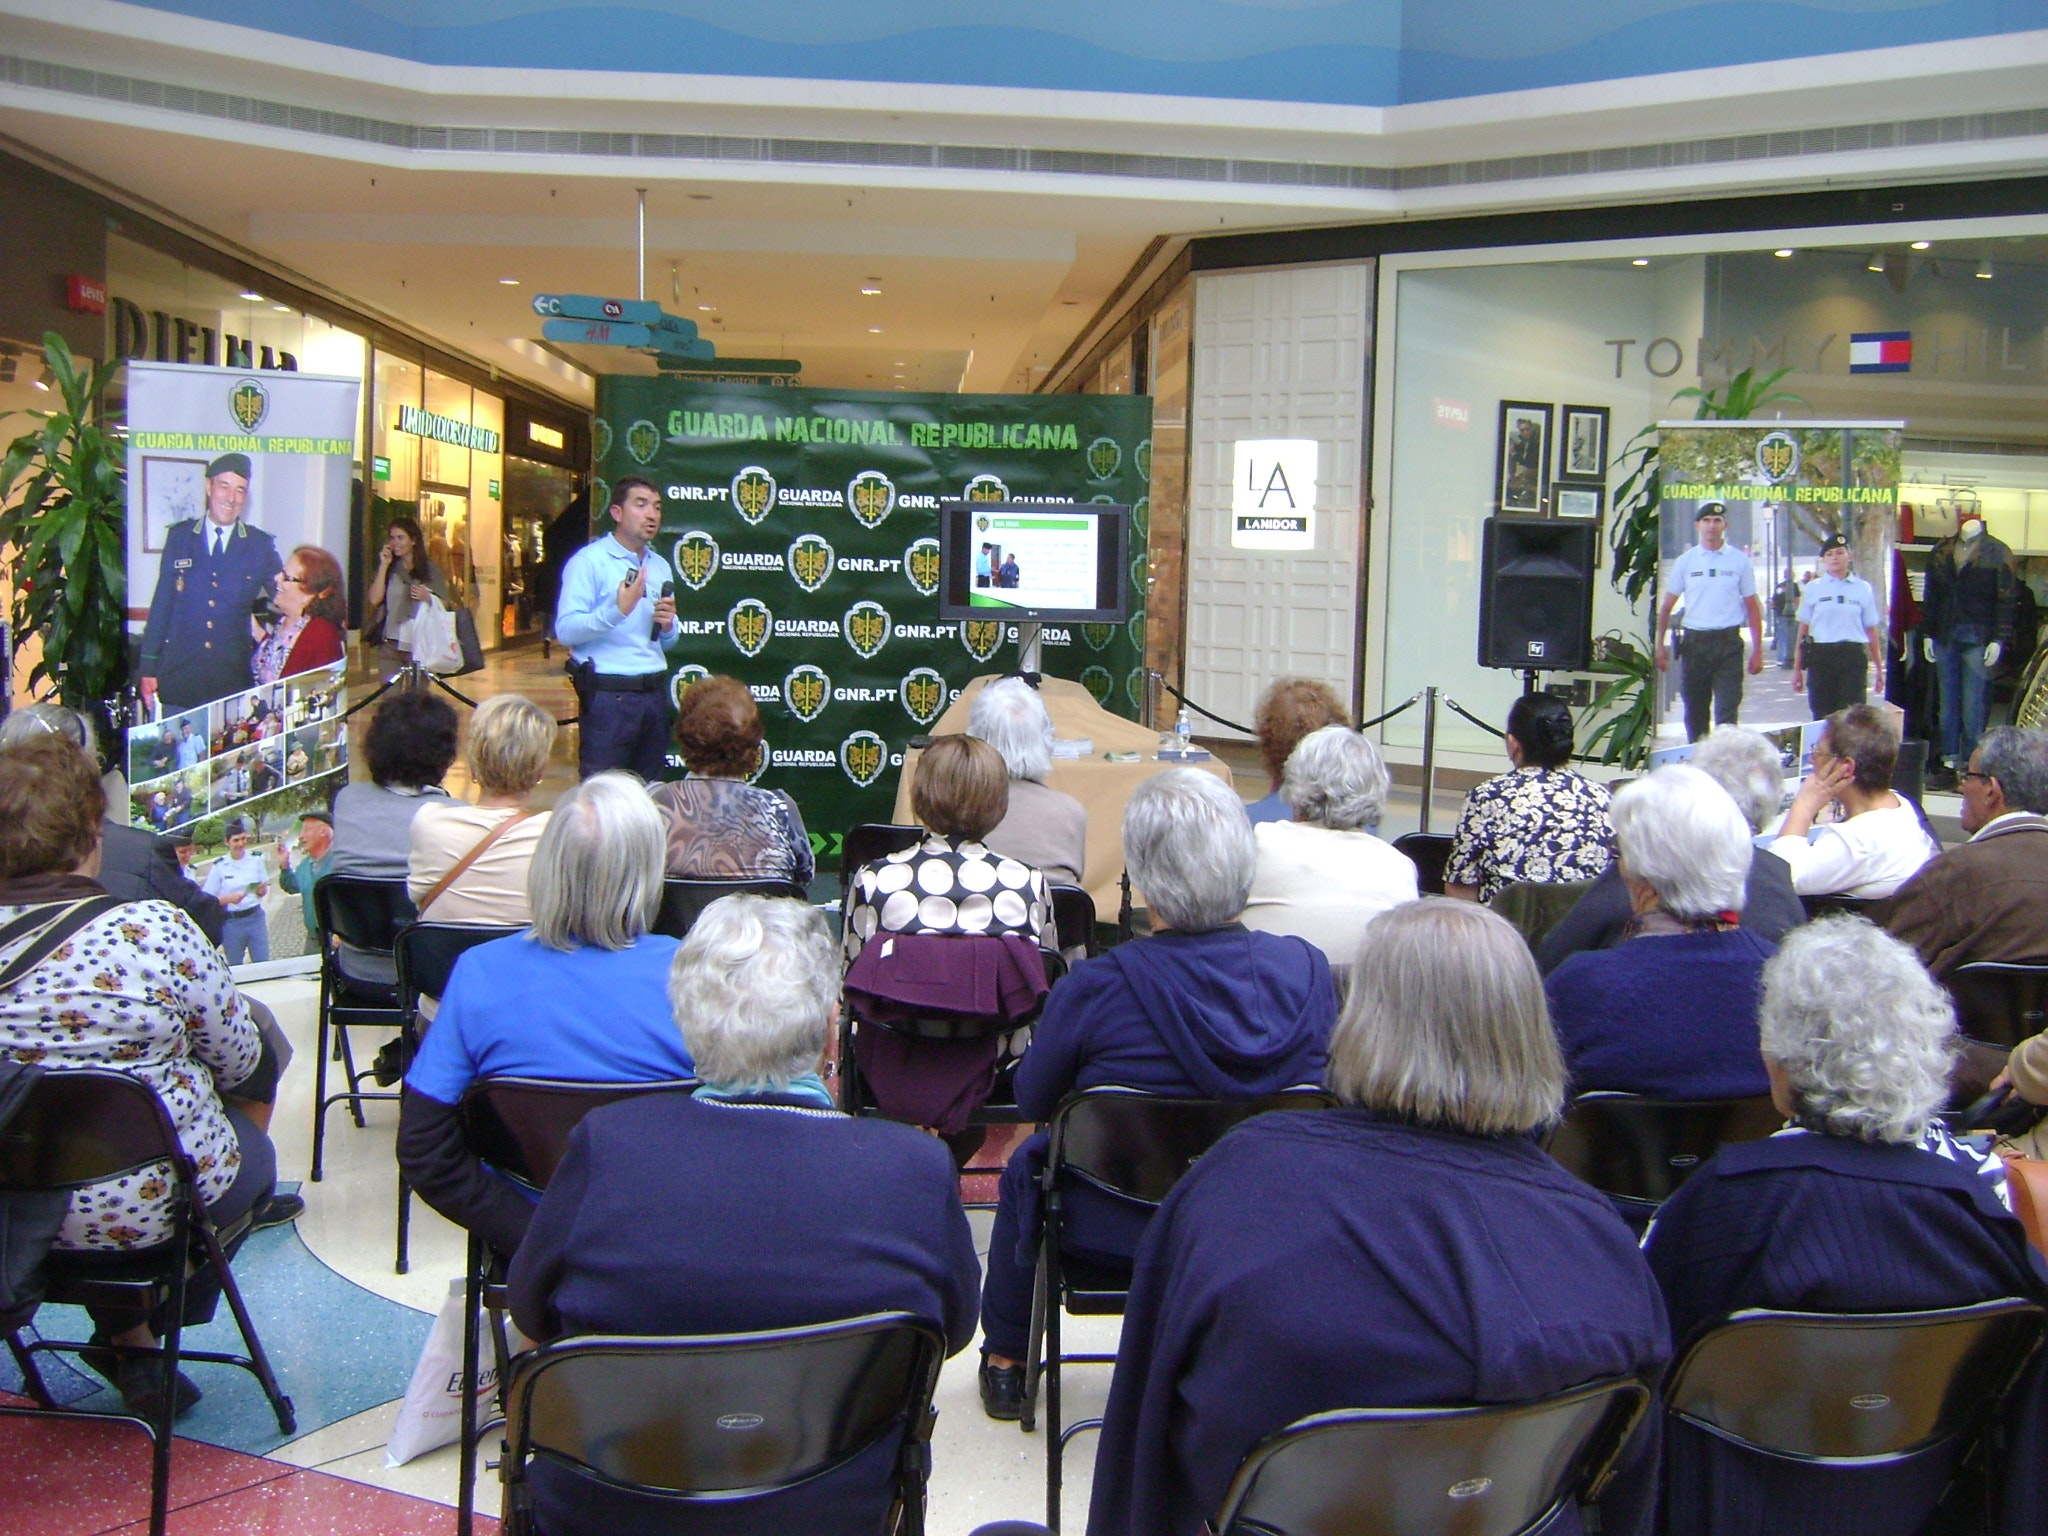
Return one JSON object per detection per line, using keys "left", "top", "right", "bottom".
{"left": 499, "top": 1312, "right": 946, "bottom": 1536}
{"left": 1662, "top": 1301, "right": 2047, "bottom": 1532}
{"left": 1800, "top": 893, "right": 1895, "bottom": 923}
{"left": 1047, "top": 883, "right": 1100, "bottom": 960}
{"left": 841, "top": 822, "right": 925, "bottom": 903}
{"left": 309, "top": 875, "right": 415, "bottom": 1182}
{"left": 452, "top": 1074, "right": 698, "bottom": 1535}
{"left": 1211, "top": 1376, "right": 1651, "bottom": 1536}
{"left": 1026, "top": 1086, "right": 1338, "bottom": 1531}
{"left": 390, "top": 922, "right": 523, "bottom": 1275}
{"left": 0, "top": 1069, "right": 295, "bottom": 1536}
{"left": 1392, "top": 832, "right": 1455, "bottom": 896}
{"left": 652, "top": 876, "right": 808, "bottom": 940}
{"left": 1946, "top": 961, "right": 2048, "bottom": 1052}
{"left": 1544, "top": 1091, "right": 1783, "bottom": 1230}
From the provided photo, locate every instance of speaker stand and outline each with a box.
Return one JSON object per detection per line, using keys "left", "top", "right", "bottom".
{"left": 1521, "top": 668, "right": 1541, "bottom": 697}
{"left": 1016, "top": 621, "right": 1044, "bottom": 675}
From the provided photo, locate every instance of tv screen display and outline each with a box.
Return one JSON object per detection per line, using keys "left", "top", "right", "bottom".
{"left": 938, "top": 501, "right": 1131, "bottom": 624}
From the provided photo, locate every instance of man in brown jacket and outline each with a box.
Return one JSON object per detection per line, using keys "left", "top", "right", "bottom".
{"left": 1887, "top": 725, "right": 2048, "bottom": 980}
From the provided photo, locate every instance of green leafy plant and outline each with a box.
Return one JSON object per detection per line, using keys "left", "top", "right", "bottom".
{"left": 1587, "top": 366, "right": 1807, "bottom": 766}
{"left": 0, "top": 334, "right": 127, "bottom": 712}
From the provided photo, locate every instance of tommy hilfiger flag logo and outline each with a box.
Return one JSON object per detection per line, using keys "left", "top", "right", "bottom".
{"left": 1849, "top": 332, "right": 1912, "bottom": 374}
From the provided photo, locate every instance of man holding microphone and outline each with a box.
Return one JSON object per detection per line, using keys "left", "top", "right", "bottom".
{"left": 555, "top": 477, "right": 682, "bottom": 779}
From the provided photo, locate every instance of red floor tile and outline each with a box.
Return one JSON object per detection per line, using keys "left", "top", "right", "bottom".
{"left": 104, "top": 1467, "right": 500, "bottom": 1534}
{"left": 0, "top": 1394, "right": 293, "bottom": 1536}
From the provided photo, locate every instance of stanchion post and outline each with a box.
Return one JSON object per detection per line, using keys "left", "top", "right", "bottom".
{"left": 1418, "top": 685, "right": 1439, "bottom": 835}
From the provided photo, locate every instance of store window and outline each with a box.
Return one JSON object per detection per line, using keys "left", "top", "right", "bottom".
{"left": 1373, "top": 225, "right": 2048, "bottom": 761}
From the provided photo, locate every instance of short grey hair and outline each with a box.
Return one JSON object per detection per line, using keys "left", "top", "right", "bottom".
{"left": 669, "top": 895, "right": 840, "bottom": 1091}
{"left": 0, "top": 703, "right": 97, "bottom": 761}
{"left": 1611, "top": 764, "right": 1752, "bottom": 920}
{"left": 1689, "top": 726, "right": 1787, "bottom": 833}
{"left": 1977, "top": 726, "right": 2048, "bottom": 815}
{"left": 969, "top": 677, "right": 1054, "bottom": 782}
{"left": 1281, "top": 725, "right": 1391, "bottom": 831}
{"left": 1328, "top": 899, "right": 1565, "bottom": 1135}
{"left": 1760, "top": 917, "right": 1955, "bottom": 1145}
{"left": 527, "top": 772, "right": 663, "bottom": 951}
{"left": 1123, "top": 768, "right": 1255, "bottom": 933}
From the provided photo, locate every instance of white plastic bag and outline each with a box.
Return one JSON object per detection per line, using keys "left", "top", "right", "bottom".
{"left": 386, "top": 1278, "right": 527, "bottom": 1466}
{"left": 407, "top": 596, "right": 463, "bottom": 675}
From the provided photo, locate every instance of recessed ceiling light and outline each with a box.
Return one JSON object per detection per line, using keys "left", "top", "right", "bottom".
{"left": 239, "top": 291, "right": 264, "bottom": 301}
{"left": 860, "top": 282, "right": 882, "bottom": 296}
{"left": 1631, "top": 258, "right": 1650, "bottom": 267}
{"left": 698, "top": 304, "right": 714, "bottom": 311}
{"left": 1910, "top": 240, "right": 1931, "bottom": 250}
{"left": 867, "top": 326, "right": 883, "bottom": 334}
{"left": 272, "top": 304, "right": 293, "bottom": 312}
{"left": 1774, "top": 249, "right": 1794, "bottom": 259}
{"left": 498, "top": 277, "right": 519, "bottom": 286}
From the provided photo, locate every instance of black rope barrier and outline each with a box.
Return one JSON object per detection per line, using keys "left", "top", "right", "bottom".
{"left": 1148, "top": 672, "right": 1254, "bottom": 737}
{"left": 1441, "top": 697, "right": 1508, "bottom": 739}
{"left": 418, "top": 668, "right": 581, "bottom": 728}
{"left": 1357, "top": 692, "right": 1424, "bottom": 731}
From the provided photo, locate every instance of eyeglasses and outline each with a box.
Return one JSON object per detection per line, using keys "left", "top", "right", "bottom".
{"left": 1959, "top": 770, "right": 1994, "bottom": 784}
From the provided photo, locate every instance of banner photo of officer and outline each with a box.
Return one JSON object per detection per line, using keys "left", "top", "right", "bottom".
{"left": 124, "top": 362, "right": 358, "bottom": 835}
{"left": 593, "top": 378, "right": 1153, "bottom": 851}
{"left": 1653, "top": 421, "right": 1901, "bottom": 753}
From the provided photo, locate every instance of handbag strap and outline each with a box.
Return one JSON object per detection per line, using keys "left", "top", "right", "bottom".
{"left": 0, "top": 896, "right": 124, "bottom": 993}
{"left": 416, "top": 813, "right": 533, "bottom": 916}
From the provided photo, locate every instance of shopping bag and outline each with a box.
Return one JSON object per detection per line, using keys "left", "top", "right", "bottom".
{"left": 386, "top": 1278, "right": 533, "bottom": 1465}
{"left": 408, "top": 596, "right": 464, "bottom": 675}
{"left": 452, "top": 604, "right": 486, "bottom": 676}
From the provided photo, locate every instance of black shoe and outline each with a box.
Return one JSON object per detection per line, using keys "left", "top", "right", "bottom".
{"left": 979, "top": 1358, "right": 1025, "bottom": 1421}
{"left": 1925, "top": 764, "right": 1958, "bottom": 792}
{"left": 250, "top": 1192, "right": 305, "bottom": 1231}
{"left": 82, "top": 1331, "right": 203, "bottom": 1420}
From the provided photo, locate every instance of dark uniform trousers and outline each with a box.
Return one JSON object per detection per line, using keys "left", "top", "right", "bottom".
{"left": 138, "top": 519, "right": 283, "bottom": 713}
{"left": 1680, "top": 626, "right": 1746, "bottom": 741}
{"left": 1805, "top": 641, "right": 1870, "bottom": 719}
{"left": 576, "top": 677, "right": 672, "bottom": 782}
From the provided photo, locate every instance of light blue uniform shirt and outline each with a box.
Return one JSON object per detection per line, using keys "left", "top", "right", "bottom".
{"left": 554, "top": 533, "right": 684, "bottom": 676}
{"left": 1797, "top": 572, "right": 1880, "bottom": 645}
{"left": 1668, "top": 543, "right": 1757, "bottom": 631}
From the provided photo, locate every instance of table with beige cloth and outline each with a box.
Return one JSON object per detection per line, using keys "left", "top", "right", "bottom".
{"left": 888, "top": 675, "right": 1234, "bottom": 913}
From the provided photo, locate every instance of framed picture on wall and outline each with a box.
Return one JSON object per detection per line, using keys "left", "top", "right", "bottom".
{"left": 1555, "top": 484, "right": 1604, "bottom": 521}
{"left": 1559, "top": 404, "right": 1610, "bottom": 481}
{"left": 1495, "top": 401, "right": 1552, "bottom": 515}
{"left": 141, "top": 455, "right": 210, "bottom": 553}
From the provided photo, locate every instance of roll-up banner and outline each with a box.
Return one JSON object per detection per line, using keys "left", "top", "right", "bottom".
{"left": 593, "top": 379, "right": 1155, "bottom": 862}
{"left": 123, "top": 363, "right": 360, "bottom": 840}
{"left": 1654, "top": 420, "right": 1902, "bottom": 756}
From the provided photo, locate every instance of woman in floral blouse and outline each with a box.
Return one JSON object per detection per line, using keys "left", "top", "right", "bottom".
{"left": 1445, "top": 693, "right": 1617, "bottom": 904}
{"left": 0, "top": 736, "right": 276, "bottom": 1420}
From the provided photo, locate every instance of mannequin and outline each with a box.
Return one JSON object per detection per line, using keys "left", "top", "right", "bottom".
{"left": 1921, "top": 512, "right": 2017, "bottom": 786}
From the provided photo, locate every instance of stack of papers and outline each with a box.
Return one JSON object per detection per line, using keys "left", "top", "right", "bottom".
{"left": 1052, "top": 738, "right": 1093, "bottom": 759}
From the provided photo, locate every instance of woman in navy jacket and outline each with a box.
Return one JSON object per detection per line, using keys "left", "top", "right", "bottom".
{"left": 975, "top": 768, "right": 1336, "bottom": 1419}
{"left": 1645, "top": 916, "right": 2048, "bottom": 1536}
{"left": 1084, "top": 899, "right": 1670, "bottom": 1536}
{"left": 508, "top": 894, "right": 979, "bottom": 1536}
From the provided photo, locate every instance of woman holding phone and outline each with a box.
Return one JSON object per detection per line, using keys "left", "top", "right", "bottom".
{"left": 364, "top": 514, "right": 449, "bottom": 677}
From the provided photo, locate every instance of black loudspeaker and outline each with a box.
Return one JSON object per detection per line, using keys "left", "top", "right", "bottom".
{"left": 1477, "top": 517, "right": 1597, "bottom": 672}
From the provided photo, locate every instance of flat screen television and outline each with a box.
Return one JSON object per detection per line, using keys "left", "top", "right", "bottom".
{"left": 937, "top": 501, "right": 1131, "bottom": 624}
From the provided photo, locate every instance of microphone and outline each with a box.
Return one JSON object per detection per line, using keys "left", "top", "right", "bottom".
{"left": 654, "top": 579, "right": 674, "bottom": 639}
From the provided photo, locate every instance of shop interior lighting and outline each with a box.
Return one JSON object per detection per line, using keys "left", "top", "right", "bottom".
{"left": 1977, "top": 259, "right": 1995, "bottom": 279}
{"left": 1773, "top": 249, "right": 1794, "bottom": 258}
{"left": 239, "top": 291, "right": 263, "bottom": 301}
{"left": 1866, "top": 254, "right": 1884, "bottom": 272}
{"left": 1911, "top": 240, "right": 1932, "bottom": 250}
{"left": 33, "top": 367, "right": 52, "bottom": 392}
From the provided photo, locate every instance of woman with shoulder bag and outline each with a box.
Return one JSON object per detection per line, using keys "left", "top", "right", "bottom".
{"left": 408, "top": 695, "right": 557, "bottom": 927}
{"left": 365, "top": 516, "right": 449, "bottom": 677}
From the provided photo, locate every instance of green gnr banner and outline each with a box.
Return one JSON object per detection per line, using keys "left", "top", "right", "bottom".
{"left": 593, "top": 378, "right": 1156, "bottom": 865}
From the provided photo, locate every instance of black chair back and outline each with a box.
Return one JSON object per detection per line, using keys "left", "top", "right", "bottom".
{"left": 1050, "top": 1086, "right": 1339, "bottom": 1207}
{"left": 1392, "top": 833, "right": 1455, "bottom": 896}
{"left": 458, "top": 1076, "right": 698, "bottom": 1193}
{"left": 1946, "top": 962, "right": 2048, "bottom": 1052}
{"left": 1213, "top": 1377, "right": 1651, "bottom": 1536}
{"left": 653, "top": 878, "right": 808, "bottom": 941}
{"left": 503, "top": 1313, "right": 943, "bottom": 1512}
{"left": 0, "top": 1069, "right": 179, "bottom": 1194}
{"left": 395, "top": 923, "right": 523, "bottom": 1011}
{"left": 1892, "top": 737, "right": 1928, "bottom": 806}
{"left": 1799, "top": 893, "right": 1893, "bottom": 924}
{"left": 1664, "top": 1301, "right": 2046, "bottom": 1462}
{"left": 840, "top": 823, "right": 923, "bottom": 898}
{"left": 313, "top": 874, "right": 417, "bottom": 956}
{"left": 1048, "top": 883, "right": 1099, "bottom": 957}
{"left": 1545, "top": 1092, "right": 1783, "bottom": 1216}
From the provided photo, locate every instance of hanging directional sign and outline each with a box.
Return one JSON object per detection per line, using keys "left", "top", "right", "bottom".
{"left": 541, "top": 317, "right": 716, "bottom": 359}
{"left": 533, "top": 292, "right": 717, "bottom": 362}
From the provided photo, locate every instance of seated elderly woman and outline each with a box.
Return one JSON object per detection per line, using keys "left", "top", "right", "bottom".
{"left": 1445, "top": 692, "right": 1616, "bottom": 903}
{"left": 508, "top": 894, "right": 977, "bottom": 1536}
{"left": 977, "top": 768, "right": 1336, "bottom": 1421}
{"left": 1085, "top": 899, "right": 1670, "bottom": 1536}
{"left": 398, "top": 773, "right": 696, "bottom": 1257}
{"left": 408, "top": 692, "right": 556, "bottom": 925}
{"left": 1767, "top": 703, "right": 1939, "bottom": 899}
{"left": 970, "top": 675, "right": 1088, "bottom": 885}
{"left": 1245, "top": 677, "right": 1350, "bottom": 825}
{"left": 649, "top": 674, "right": 813, "bottom": 887}
{"left": 1538, "top": 726, "right": 1804, "bottom": 974}
{"left": 329, "top": 688, "right": 458, "bottom": 880}
{"left": 1645, "top": 917, "right": 2048, "bottom": 1536}
{"left": 0, "top": 737, "right": 281, "bottom": 1420}
{"left": 1242, "top": 724, "right": 1418, "bottom": 962}
{"left": 1544, "top": 765, "right": 1775, "bottom": 1100}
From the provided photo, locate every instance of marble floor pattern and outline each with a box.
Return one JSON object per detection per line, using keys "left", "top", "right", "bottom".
{"left": 0, "top": 969, "right": 1122, "bottom": 1535}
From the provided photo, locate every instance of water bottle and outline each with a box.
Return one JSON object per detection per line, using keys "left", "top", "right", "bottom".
{"left": 1175, "top": 707, "right": 1193, "bottom": 751}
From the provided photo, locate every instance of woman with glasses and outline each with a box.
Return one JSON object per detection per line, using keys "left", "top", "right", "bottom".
{"left": 251, "top": 544, "right": 346, "bottom": 684}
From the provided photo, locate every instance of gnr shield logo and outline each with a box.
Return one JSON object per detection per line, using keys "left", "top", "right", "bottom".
{"left": 788, "top": 534, "right": 835, "bottom": 594}
{"left": 783, "top": 664, "right": 830, "bottom": 724}
{"left": 900, "top": 667, "right": 947, "bottom": 727}
{"left": 903, "top": 538, "right": 941, "bottom": 597}
{"left": 1085, "top": 436, "right": 1122, "bottom": 482}
{"left": 673, "top": 531, "right": 720, "bottom": 591}
{"left": 840, "top": 730, "right": 887, "bottom": 788}
{"left": 843, "top": 601, "right": 891, "bottom": 660}
{"left": 626, "top": 419, "right": 662, "bottom": 465}
{"left": 960, "top": 619, "right": 1004, "bottom": 663}
{"left": 229, "top": 378, "right": 268, "bottom": 431}
{"left": 731, "top": 466, "right": 778, "bottom": 525}
{"left": 668, "top": 663, "right": 710, "bottom": 709}
{"left": 728, "top": 599, "right": 772, "bottom": 658}
{"left": 964, "top": 474, "right": 1009, "bottom": 503}
{"left": 846, "top": 470, "right": 896, "bottom": 529}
